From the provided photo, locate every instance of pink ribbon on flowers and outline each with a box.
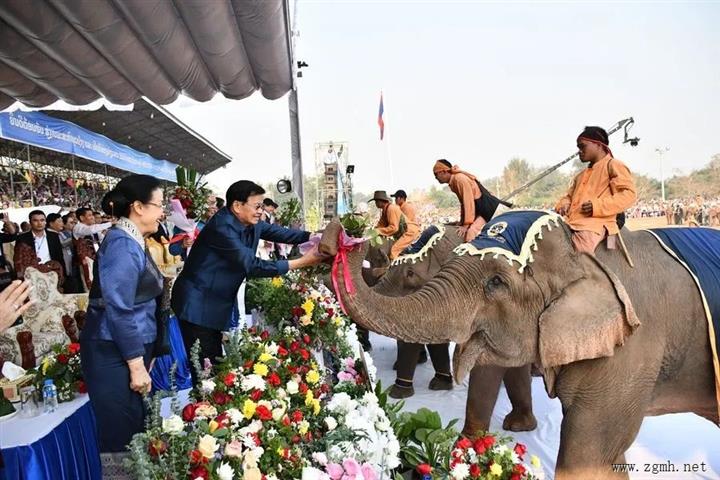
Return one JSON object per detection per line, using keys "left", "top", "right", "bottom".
{"left": 330, "top": 229, "right": 366, "bottom": 315}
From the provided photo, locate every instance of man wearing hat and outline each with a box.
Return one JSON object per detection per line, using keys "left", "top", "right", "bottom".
{"left": 372, "top": 190, "right": 420, "bottom": 260}
{"left": 555, "top": 126, "right": 637, "bottom": 253}
{"left": 432, "top": 160, "right": 510, "bottom": 242}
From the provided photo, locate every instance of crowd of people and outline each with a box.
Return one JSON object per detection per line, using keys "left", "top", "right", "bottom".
{"left": 626, "top": 197, "right": 720, "bottom": 226}
{"left": 0, "top": 169, "right": 111, "bottom": 209}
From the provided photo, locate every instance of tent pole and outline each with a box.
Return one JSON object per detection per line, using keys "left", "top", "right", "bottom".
{"left": 72, "top": 155, "right": 78, "bottom": 207}
{"left": 26, "top": 144, "right": 35, "bottom": 206}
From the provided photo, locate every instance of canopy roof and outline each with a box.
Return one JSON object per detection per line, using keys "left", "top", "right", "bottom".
{"left": 0, "top": 0, "right": 293, "bottom": 110}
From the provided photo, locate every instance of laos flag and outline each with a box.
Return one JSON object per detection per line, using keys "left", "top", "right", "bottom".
{"left": 378, "top": 92, "right": 385, "bottom": 140}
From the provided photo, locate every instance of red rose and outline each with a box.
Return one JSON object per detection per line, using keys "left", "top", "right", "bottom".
{"left": 299, "top": 349, "right": 310, "bottom": 361}
{"left": 320, "top": 384, "right": 330, "bottom": 394}
{"left": 182, "top": 404, "right": 197, "bottom": 422}
{"left": 481, "top": 434, "right": 495, "bottom": 449}
{"left": 256, "top": 405, "right": 273, "bottom": 421}
{"left": 304, "top": 431, "right": 313, "bottom": 442}
{"left": 57, "top": 354, "right": 69, "bottom": 365}
{"left": 291, "top": 435, "right": 301, "bottom": 444}
{"left": 287, "top": 365, "right": 298, "bottom": 374}
{"left": 251, "top": 432, "right": 262, "bottom": 446}
{"left": 223, "top": 372, "right": 237, "bottom": 387}
{"left": 148, "top": 438, "right": 167, "bottom": 457}
{"left": 277, "top": 346, "right": 289, "bottom": 357}
{"left": 290, "top": 341, "right": 300, "bottom": 352}
{"left": 511, "top": 475, "right": 521, "bottom": 480}
{"left": 299, "top": 383, "right": 308, "bottom": 394}
{"left": 212, "top": 391, "right": 229, "bottom": 405}
{"left": 513, "top": 443, "right": 527, "bottom": 458}
{"left": 76, "top": 380, "right": 87, "bottom": 394}
{"left": 215, "top": 412, "right": 230, "bottom": 428}
{"left": 456, "top": 437, "right": 473, "bottom": 450}
{"left": 469, "top": 464, "right": 482, "bottom": 478}
{"left": 189, "top": 466, "right": 209, "bottom": 480}
{"left": 243, "top": 360, "right": 254, "bottom": 370}
{"left": 416, "top": 464, "right": 433, "bottom": 475}
{"left": 473, "top": 439, "right": 486, "bottom": 455}
{"left": 302, "top": 334, "right": 311, "bottom": 345}
{"left": 188, "top": 449, "right": 204, "bottom": 465}
{"left": 513, "top": 464, "right": 526, "bottom": 476}
{"left": 249, "top": 327, "right": 257, "bottom": 335}
{"left": 326, "top": 308, "right": 334, "bottom": 317}
{"left": 260, "top": 330, "right": 270, "bottom": 340}
{"left": 250, "top": 389, "right": 263, "bottom": 401}
{"left": 291, "top": 410, "right": 303, "bottom": 422}
{"left": 267, "top": 372, "right": 281, "bottom": 387}
{"left": 292, "top": 307, "right": 304, "bottom": 317}
{"left": 282, "top": 415, "right": 291, "bottom": 427}
{"left": 68, "top": 343, "right": 81, "bottom": 355}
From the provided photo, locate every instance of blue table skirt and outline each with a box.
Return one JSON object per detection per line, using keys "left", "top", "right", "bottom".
{"left": 151, "top": 315, "right": 192, "bottom": 391}
{"left": 1, "top": 402, "right": 101, "bottom": 480}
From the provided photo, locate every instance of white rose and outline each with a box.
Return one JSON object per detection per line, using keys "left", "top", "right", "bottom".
{"left": 286, "top": 380, "right": 299, "bottom": 394}
{"left": 216, "top": 462, "right": 235, "bottom": 480}
{"left": 197, "top": 434, "right": 219, "bottom": 459}
{"left": 312, "top": 451, "right": 328, "bottom": 466}
{"left": 451, "top": 463, "right": 470, "bottom": 480}
{"left": 200, "top": 379, "right": 216, "bottom": 393}
{"left": 324, "top": 416, "right": 338, "bottom": 431}
{"left": 276, "top": 388, "right": 287, "bottom": 400}
{"left": 302, "top": 467, "right": 330, "bottom": 480}
{"left": 161, "top": 415, "right": 184, "bottom": 434}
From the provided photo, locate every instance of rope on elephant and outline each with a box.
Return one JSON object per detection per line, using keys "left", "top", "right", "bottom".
{"left": 453, "top": 210, "right": 562, "bottom": 273}
{"left": 390, "top": 225, "right": 446, "bottom": 266}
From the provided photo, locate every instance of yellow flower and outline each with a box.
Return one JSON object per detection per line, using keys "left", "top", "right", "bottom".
{"left": 301, "top": 299, "right": 315, "bottom": 316}
{"left": 298, "top": 420, "right": 309, "bottom": 435}
{"left": 277, "top": 447, "right": 285, "bottom": 457}
{"left": 299, "top": 315, "right": 314, "bottom": 326}
{"left": 243, "top": 399, "right": 257, "bottom": 419}
{"left": 258, "top": 353, "right": 273, "bottom": 363}
{"left": 271, "top": 277, "right": 284, "bottom": 288}
{"left": 306, "top": 370, "right": 320, "bottom": 385}
{"left": 208, "top": 420, "right": 219, "bottom": 433}
{"left": 253, "top": 363, "right": 269, "bottom": 377}
{"left": 41, "top": 357, "right": 54, "bottom": 375}
{"left": 332, "top": 316, "right": 343, "bottom": 327}
{"left": 489, "top": 463, "right": 503, "bottom": 476}
{"left": 312, "top": 399, "right": 321, "bottom": 415}
{"left": 531, "top": 455, "right": 541, "bottom": 468}
{"left": 304, "top": 390, "right": 314, "bottom": 407}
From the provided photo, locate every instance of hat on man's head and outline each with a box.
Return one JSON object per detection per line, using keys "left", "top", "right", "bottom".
{"left": 370, "top": 190, "right": 392, "bottom": 203}
{"left": 263, "top": 198, "right": 279, "bottom": 208}
{"left": 390, "top": 189, "right": 407, "bottom": 199}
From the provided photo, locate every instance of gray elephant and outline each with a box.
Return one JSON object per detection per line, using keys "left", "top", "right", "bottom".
{"left": 374, "top": 224, "right": 537, "bottom": 433}
{"left": 321, "top": 212, "right": 718, "bottom": 479}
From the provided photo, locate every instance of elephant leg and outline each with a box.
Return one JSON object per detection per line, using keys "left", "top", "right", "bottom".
{"left": 461, "top": 364, "right": 506, "bottom": 438}
{"left": 502, "top": 364, "right": 537, "bottom": 432}
{"left": 390, "top": 341, "right": 423, "bottom": 399}
{"left": 555, "top": 394, "right": 647, "bottom": 480}
{"left": 426, "top": 343, "right": 453, "bottom": 390}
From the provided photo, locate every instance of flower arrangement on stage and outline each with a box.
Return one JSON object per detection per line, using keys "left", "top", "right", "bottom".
{"left": 174, "top": 166, "right": 212, "bottom": 220}
{"left": 31, "top": 342, "right": 85, "bottom": 403}
{"left": 127, "top": 272, "right": 542, "bottom": 480}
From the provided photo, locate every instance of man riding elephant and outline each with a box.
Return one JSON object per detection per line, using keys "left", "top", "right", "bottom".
{"left": 322, "top": 210, "right": 720, "bottom": 479}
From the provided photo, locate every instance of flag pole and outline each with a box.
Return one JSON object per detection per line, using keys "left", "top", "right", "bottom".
{"left": 379, "top": 90, "right": 395, "bottom": 189}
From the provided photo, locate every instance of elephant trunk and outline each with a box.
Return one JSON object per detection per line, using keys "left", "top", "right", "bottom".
{"left": 320, "top": 222, "right": 474, "bottom": 344}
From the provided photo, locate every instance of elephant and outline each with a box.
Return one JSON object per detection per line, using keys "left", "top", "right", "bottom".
{"left": 373, "top": 224, "right": 537, "bottom": 433}
{"left": 320, "top": 213, "right": 718, "bottom": 479}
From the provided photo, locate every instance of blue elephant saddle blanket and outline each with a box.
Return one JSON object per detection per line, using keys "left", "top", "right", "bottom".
{"left": 647, "top": 227, "right": 720, "bottom": 420}
{"left": 454, "top": 210, "right": 562, "bottom": 273}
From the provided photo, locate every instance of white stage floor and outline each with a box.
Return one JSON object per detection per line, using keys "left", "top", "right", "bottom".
{"left": 369, "top": 333, "right": 720, "bottom": 480}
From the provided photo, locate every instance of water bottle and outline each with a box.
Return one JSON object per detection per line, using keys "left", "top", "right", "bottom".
{"left": 43, "top": 379, "right": 58, "bottom": 413}
{"left": 422, "top": 475, "right": 432, "bottom": 480}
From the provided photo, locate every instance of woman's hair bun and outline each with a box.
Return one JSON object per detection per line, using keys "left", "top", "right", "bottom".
{"left": 101, "top": 188, "right": 129, "bottom": 217}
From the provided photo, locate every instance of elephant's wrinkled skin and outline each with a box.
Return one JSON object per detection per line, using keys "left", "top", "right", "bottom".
{"left": 321, "top": 219, "right": 717, "bottom": 479}
{"left": 373, "top": 225, "right": 536, "bottom": 434}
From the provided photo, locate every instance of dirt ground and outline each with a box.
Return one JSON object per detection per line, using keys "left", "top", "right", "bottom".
{"left": 625, "top": 217, "right": 719, "bottom": 231}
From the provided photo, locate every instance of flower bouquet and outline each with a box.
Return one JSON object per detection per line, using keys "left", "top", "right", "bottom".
{"left": 31, "top": 343, "right": 85, "bottom": 403}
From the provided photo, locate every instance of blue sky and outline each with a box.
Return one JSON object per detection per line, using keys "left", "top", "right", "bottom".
{"left": 169, "top": 1, "right": 720, "bottom": 197}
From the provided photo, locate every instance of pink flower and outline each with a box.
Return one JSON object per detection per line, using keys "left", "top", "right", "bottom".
{"left": 344, "top": 358, "right": 355, "bottom": 369}
{"left": 342, "top": 458, "right": 361, "bottom": 476}
{"left": 224, "top": 439, "right": 243, "bottom": 458}
{"left": 325, "top": 463, "right": 344, "bottom": 480}
{"left": 337, "top": 372, "right": 355, "bottom": 382}
{"left": 360, "top": 463, "right": 378, "bottom": 480}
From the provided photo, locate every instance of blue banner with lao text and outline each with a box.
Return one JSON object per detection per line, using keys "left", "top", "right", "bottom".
{"left": 0, "top": 111, "right": 177, "bottom": 181}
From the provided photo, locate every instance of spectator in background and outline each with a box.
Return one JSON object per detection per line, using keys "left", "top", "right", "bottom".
{"left": 46, "top": 213, "right": 64, "bottom": 234}
{"left": 93, "top": 211, "right": 103, "bottom": 225}
{"left": 73, "top": 207, "right": 113, "bottom": 247}
{"left": 20, "top": 222, "right": 30, "bottom": 233}
{"left": 0, "top": 216, "right": 17, "bottom": 270}
{"left": 60, "top": 214, "right": 82, "bottom": 293}
{"left": 13, "top": 210, "right": 66, "bottom": 280}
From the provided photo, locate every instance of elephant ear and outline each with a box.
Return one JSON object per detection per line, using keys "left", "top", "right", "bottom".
{"left": 538, "top": 254, "right": 640, "bottom": 368}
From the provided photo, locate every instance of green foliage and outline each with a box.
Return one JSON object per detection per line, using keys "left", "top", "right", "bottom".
{"left": 277, "top": 197, "right": 303, "bottom": 227}
{"left": 392, "top": 406, "right": 459, "bottom": 472}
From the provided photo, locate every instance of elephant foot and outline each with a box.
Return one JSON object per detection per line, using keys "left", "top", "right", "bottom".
{"left": 428, "top": 374, "right": 453, "bottom": 391}
{"left": 460, "top": 423, "right": 489, "bottom": 439}
{"left": 502, "top": 409, "right": 537, "bottom": 432}
{"left": 389, "top": 384, "right": 415, "bottom": 399}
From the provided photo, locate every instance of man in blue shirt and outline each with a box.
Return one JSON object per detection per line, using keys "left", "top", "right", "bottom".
{"left": 171, "top": 180, "right": 325, "bottom": 382}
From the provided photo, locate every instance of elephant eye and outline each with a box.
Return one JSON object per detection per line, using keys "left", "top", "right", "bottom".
{"left": 485, "top": 275, "right": 505, "bottom": 292}
{"left": 406, "top": 269, "right": 414, "bottom": 277}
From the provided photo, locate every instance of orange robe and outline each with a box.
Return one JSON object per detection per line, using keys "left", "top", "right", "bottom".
{"left": 376, "top": 203, "right": 420, "bottom": 259}
{"left": 555, "top": 154, "right": 637, "bottom": 252}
